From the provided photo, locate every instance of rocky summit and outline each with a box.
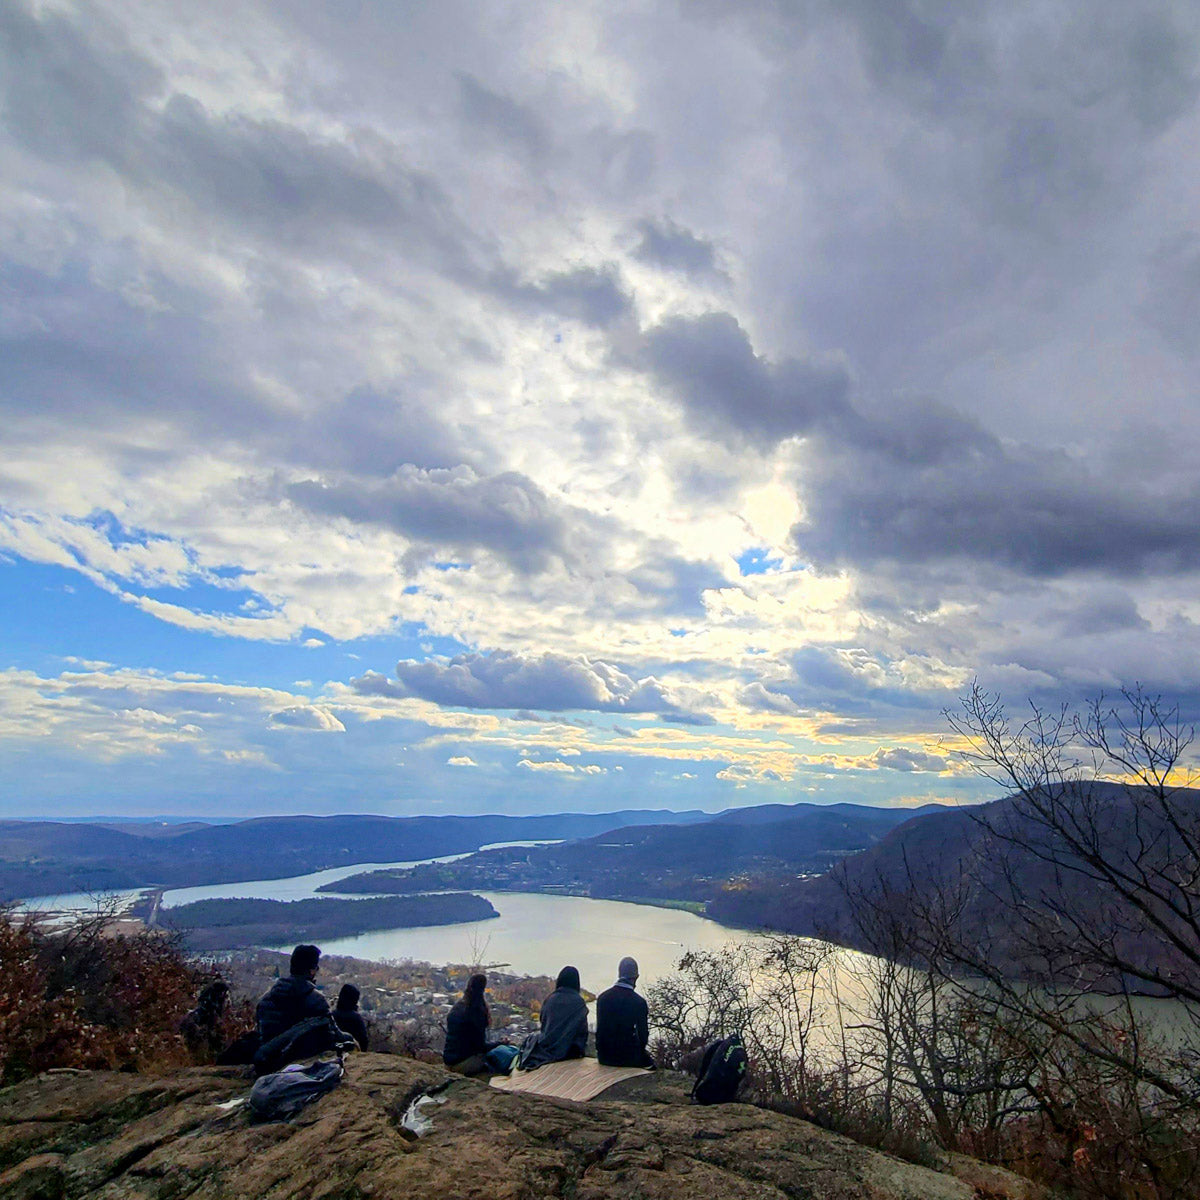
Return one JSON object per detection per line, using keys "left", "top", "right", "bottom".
{"left": 0, "top": 1054, "right": 1044, "bottom": 1200}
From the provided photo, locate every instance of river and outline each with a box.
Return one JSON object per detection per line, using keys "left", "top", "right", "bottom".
{"left": 312, "top": 890, "right": 758, "bottom": 992}
{"left": 17, "top": 846, "right": 760, "bottom": 990}
{"left": 17, "top": 856, "right": 1189, "bottom": 1072}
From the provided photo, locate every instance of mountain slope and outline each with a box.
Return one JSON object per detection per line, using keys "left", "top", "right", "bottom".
{"left": 707, "top": 782, "right": 1200, "bottom": 987}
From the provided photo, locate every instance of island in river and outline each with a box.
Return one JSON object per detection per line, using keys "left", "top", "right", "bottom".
{"left": 148, "top": 892, "right": 498, "bottom": 951}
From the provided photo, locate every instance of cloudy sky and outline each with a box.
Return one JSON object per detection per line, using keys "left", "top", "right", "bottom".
{"left": 2, "top": 0, "right": 1199, "bottom": 819}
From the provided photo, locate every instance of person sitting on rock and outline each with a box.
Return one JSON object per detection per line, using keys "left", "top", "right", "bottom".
{"left": 443, "top": 973, "right": 505, "bottom": 1074}
{"left": 255, "top": 944, "right": 330, "bottom": 1045}
{"left": 595, "top": 956, "right": 655, "bottom": 1069}
{"left": 180, "top": 979, "right": 229, "bottom": 1060}
{"left": 333, "top": 983, "right": 369, "bottom": 1051}
{"left": 517, "top": 965, "right": 589, "bottom": 1071}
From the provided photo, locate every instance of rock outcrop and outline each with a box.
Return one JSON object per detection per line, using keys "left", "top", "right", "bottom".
{"left": 0, "top": 1054, "right": 1044, "bottom": 1199}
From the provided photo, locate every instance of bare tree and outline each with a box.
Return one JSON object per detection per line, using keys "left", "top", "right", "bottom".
{"left": 938, "top": 685, "right": 1200, "bottom": 1098}
{"left": 647, "top": 937, "right": 832, "bottom": 1097}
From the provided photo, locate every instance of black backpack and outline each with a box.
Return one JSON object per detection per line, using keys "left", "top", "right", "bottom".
{"left": 252, "top": 1015, "right": 354, "bottom": 1077}
{"left": 691, "top": 1034, "right": 748, "bottom": 1105}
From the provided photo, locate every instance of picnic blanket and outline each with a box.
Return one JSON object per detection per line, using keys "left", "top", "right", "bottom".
{"left": 489, "top": 1058, "right": 651, "bottom": 1103}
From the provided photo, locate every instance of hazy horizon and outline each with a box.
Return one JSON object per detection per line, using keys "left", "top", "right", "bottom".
{"left": 7, "top": 794, "right": 969, "bottom": 826}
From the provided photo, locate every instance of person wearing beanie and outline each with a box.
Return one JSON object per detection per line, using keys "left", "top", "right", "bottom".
{"left": 595, "top": 956, "right": 655, "bottom": 1068}
{"left": 333, "top": 983, "right": 369, "bottom": 1051}
{"left": 255, "top": 943, "right": 330, "bottom": 1044}
{"left": 517, "top": 965, "right": 589, "bottom": 1071}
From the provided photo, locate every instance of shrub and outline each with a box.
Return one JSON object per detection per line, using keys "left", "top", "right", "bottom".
{"left": 0, "top": 904, "right": 211, "bottom": 1084}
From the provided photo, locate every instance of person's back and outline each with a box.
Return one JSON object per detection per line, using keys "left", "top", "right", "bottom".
{"left": 443, "top": 973, "right": 492, "bottom": 1072}
{"left": 333, "top": 983, "right": 369, "bottom": 1052}
{"left": 518, "top": 965, "right": 588, "bottom": 1071}
{"left": 256, "top": 944, "right": 330, "bottom": 1044}
{"left": 180, "top": 980, "right": 229, "bottom": 1059}
{"left": 595, "top": 956, "right": 654, "bottom": 1069}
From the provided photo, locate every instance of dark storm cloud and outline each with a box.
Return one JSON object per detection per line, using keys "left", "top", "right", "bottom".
{"left": 632, "top": 218, "right": 722, "bottom": 278}
{"left": 0, "top": 0, "right": 161, "bottom": 162}
{"left": 354, "top": 650, "right": 703, "bottom": 718}
{"left": 0, "top": 259, "right": 262, "bottom": 439}
{"left": 794, "top": 415, "right": 1200, "bottom": 578}
{"left": 641, "top": 305, "right": 1200, "bottom": 580}
{"left": 1046, "top": 589, "right": 1150, "bottom": 638}
{"left": 640, "top": 311, "right": 852, "bottom": 445}
{"left": 292, "top": 388, "right": 466, "bottom": 477}
{"left": 688, "top": 0, "right": 1200, "bottom": 405}
{"left": 1, "top": 0, "right": 478, "bottom": 272}
{"left": 287, "top": 467, "right": 575, "bottom": 574}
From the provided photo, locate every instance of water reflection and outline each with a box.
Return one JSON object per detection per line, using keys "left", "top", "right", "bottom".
{"left": 311, "top": 890, "right": 761, "bottom": 992}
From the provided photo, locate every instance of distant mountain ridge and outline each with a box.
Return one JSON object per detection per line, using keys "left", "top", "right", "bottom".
{"left": 320, "top": 801, "right": 954, "bottom": 904}
{"left": 1, "top": 801, "right": 955, "bottom": 902}
{"left": 0, "top": 809, "right": 703, "bottom": 901}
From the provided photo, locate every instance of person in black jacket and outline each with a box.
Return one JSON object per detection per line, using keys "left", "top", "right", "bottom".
{"left": 333, "top": 983, "right": 369, "bottom": 1051}
{"left": 595, "top": 956, "right": 655, "bottom": 1068}
{"left": 517, "top": 965, "right": 589, "bottom": 1071}
{"left": 255, "top": 944, "right": 330, "bottom": 1044}
{"left": 180, "top": 979, "right": 229, "bottom": 1060}
{"left": 443, "top": 973, "right": 501, "bottom": 1074}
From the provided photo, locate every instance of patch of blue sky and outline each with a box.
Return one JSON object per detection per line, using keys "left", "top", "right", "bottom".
{"left": 0, "top": 558, "right": 457, "bottom": 692}
{"left": 137, "top": 577, "right": 272, "bottom": 618}
{"left": 80, "top": 509, "right": 170, "bottom": 547}
{"left": 735, "top": 547, "right": 784, "bottom": 576}
{"left": 412, "top": 630, "right": 472, "bottom": 658}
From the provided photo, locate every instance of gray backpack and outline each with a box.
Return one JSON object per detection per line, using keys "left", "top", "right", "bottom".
{"left": 248, "top": 1059, "right": 344, "bottom": 1122}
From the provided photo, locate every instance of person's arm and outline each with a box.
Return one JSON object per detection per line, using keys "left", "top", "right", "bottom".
{"left": 636, "top": 996, "right": 649, "bottom": 1051}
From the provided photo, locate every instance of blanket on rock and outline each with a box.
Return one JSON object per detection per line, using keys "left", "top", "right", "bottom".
{"left": 489, "top": 1057, "right": 650, "bottom": 1102}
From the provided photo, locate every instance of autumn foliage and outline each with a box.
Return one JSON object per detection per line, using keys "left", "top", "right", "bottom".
{"left": 0, "top": 906, "right": 211, "bottom": 1084}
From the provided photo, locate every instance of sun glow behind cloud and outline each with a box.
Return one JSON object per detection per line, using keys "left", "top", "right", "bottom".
{"left": 2, "top": 0, "right": 1200, "bottom": 815}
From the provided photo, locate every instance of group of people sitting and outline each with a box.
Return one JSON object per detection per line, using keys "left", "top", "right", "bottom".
{"left": 182, "top": 945, "right": 656, "bottom": 1079}
{"left": 254, "top": 943, "right": 370, "bottom": 1052}
{"left": 442, "top": 956, "right": 655, "bottom": 1076}
{"left": 179, "top": 943, "right": 370, "bottom": 1065}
